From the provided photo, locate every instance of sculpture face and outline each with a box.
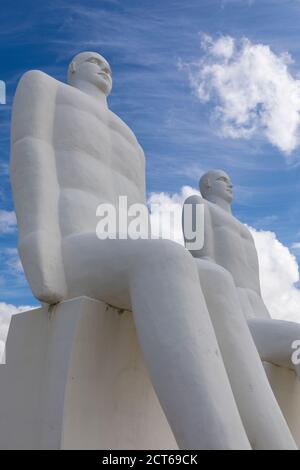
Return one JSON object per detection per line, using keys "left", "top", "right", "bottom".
{"left": 210, "top": 171, "right": 233, "bottom": 203}
{"left": 69, "top": 52, "right": 112, "bottom": 96}
{"left": 200, "top": 170, "right": 233, "bottom": 204}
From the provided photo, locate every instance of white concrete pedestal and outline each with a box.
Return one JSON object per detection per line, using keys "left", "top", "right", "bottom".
{"left": 0, "top": 297, "right": 178, "bottom": 450}
{"left": 1, "top": 296, "right": 300, "bottom": 449}
{"left": 264, "top": 362, "right": 300, "bottom": 448}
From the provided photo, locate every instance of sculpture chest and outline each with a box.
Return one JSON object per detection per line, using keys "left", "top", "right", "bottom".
{"left": 53, "top": 91, "right": 145, "bottom": 236}
{"left": 208, "top": 203, "right": 258, "bottom": 287}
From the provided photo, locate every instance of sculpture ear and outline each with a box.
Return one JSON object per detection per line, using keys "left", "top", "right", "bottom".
{"left": 206, "top": 179, "right": 211, "bottom": 190}
{"left": 69, "top": 61, "right": 76, "bottom": 74}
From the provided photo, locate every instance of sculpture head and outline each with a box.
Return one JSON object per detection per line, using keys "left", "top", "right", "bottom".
{"left": 68, "top": 51, "right": 112, "bottom": 96}
{"left": 200, "top": 170, "right": 233, "bottom": 204}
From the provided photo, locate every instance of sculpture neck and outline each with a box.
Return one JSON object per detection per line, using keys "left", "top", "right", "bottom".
{"left": 207, "top": 195, "right": 232, "bottom": 214}
{"left": 74, "top": 80, "right": 108, "bottom": 110}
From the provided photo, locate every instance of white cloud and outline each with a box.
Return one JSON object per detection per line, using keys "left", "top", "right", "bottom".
{"left": 148, "top": 188, "right": 300, "bottom": 323}
{"left": 0, "top": 303, "right": 35, "bottom": 363}
{"left": 183, "top": 34, "right": 300, "bottom": 154}
{"left": 149, "top": 185, "right": 197, "bottom": 244}
{"left": 0, "top": 210, "right": 17, "bottom": 234}
{"left": 291, "top": 242, "right": 300, "bottom": 251}
{"left": 251, "top": 228, "right": 300, "bottom": 323}
{"left": 3, "top": 248, "right": 23, "bottom": 274}
{"left": 202, "top": 33, "right": 235, "bottom": 60}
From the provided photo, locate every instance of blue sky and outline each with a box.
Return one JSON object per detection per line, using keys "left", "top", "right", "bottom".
{"left": 1, "top": 0, "right": 300, "bottom": 308}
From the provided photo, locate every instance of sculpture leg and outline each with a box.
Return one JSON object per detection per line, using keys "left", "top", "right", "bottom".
{"left": 128, "top": 240, "right": 251, "bottom": 450}
{"left": 248, "top": 318, "right": 300, "bottom": 379}
{"left": 64, "top": 236, "right": 250, "bottom": 450}
{"left": 195, "top": 258, "right": 297, "bottom": 450}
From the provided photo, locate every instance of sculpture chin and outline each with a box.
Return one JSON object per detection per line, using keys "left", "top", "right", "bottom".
{"left": 224, "top": 190, "right": 233, "bottom": 203}
{"left": 94, "top": 75, "right": 112, "bottom": 96}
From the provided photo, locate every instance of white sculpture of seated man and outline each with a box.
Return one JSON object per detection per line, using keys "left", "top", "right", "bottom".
{"left": 9, "top": 52, "right": 258, "bottom": 450}
{"left": 183, "top": 169, "right": 300, "bottom": 449}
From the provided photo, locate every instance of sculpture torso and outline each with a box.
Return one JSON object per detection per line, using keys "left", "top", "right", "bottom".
{"left": 53, "top": 78, "right": 146, "bottom": 237}
{"left": 205, "top": 200, "right": 261, "bottom": 293}
{"left": 10, "top": 69, "right": 147, "bottom": 303}
{"left": 202, "top": 200, "right": 270, "bottom": 319}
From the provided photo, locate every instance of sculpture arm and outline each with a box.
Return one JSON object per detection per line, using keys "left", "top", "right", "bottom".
{"left": 183, "top": 195, "right": 215, "bottom": 262}
{"left": 248, "top": 318, "right": 300, "bottom": 379}
{"left": 10, "top": 70, "right": 67, "bottom": 304}
{"left": 243, "top": 225, "right": 263, "bottom": 296}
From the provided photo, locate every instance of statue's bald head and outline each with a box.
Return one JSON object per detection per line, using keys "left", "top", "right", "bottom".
{"left": 68, "top": 51, "right": 112, "bottom": 96}
{"left": 200, "top": 169, "right": 233, "bottom": 204}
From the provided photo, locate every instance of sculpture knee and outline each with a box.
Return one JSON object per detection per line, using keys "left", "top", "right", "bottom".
{"left": 196, "top": 260, "right": 236, "bottom": 297}
{"left": 213, "top": 266, "right": 235, "bottom": 292}
{"left": 132, "top": 239, "right": 199, "bottom": 282}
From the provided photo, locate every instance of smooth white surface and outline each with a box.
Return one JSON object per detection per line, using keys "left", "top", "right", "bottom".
{"left": 1, "top": 299, "right": 299, "bottom": 450}
{"left": 0, "top": 297, "right": 178, "bottom": 450}
{"left": 9, "top": 53, "right": 251, "bottom": 449}
{"left": 249, "top": 318, "right": 300, "bottom": 378}
{"left": 183, "top": 169, "right": 298, "bottom": 449}
{"left": 264, "top": 363, "right": 300, "bottom": 448}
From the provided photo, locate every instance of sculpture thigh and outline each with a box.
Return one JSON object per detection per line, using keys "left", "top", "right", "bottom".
{"left": 63, "top": 234, "right": 251, "bottom": 450}
{"left": 248, "top": 318, "right": 300, "bottom": 379}
{"left": 195, "top": 258, "right": 297, "bottom": 450}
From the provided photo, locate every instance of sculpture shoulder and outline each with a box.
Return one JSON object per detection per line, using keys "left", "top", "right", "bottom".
{"left": 185, "top": 196, "right": 213, "bottom": 211}
{"left": 15, "top": 70, "right": 59, "bottom": 98}
{"left": 183, "top": 194, "right": 203, "bottom": 206}
{"left": 183, "top": 195, "right": 211, "bottom": 229}
{"left": 14, "top": 69, "right": 73, "bottom": 113}
{"left": 12, "top": 71, "right": 62, "bottom": 145}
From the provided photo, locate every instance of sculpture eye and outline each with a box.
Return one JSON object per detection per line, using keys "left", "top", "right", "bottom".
{"left": 88, "top": 58, "right": 99, "bottom": 64}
